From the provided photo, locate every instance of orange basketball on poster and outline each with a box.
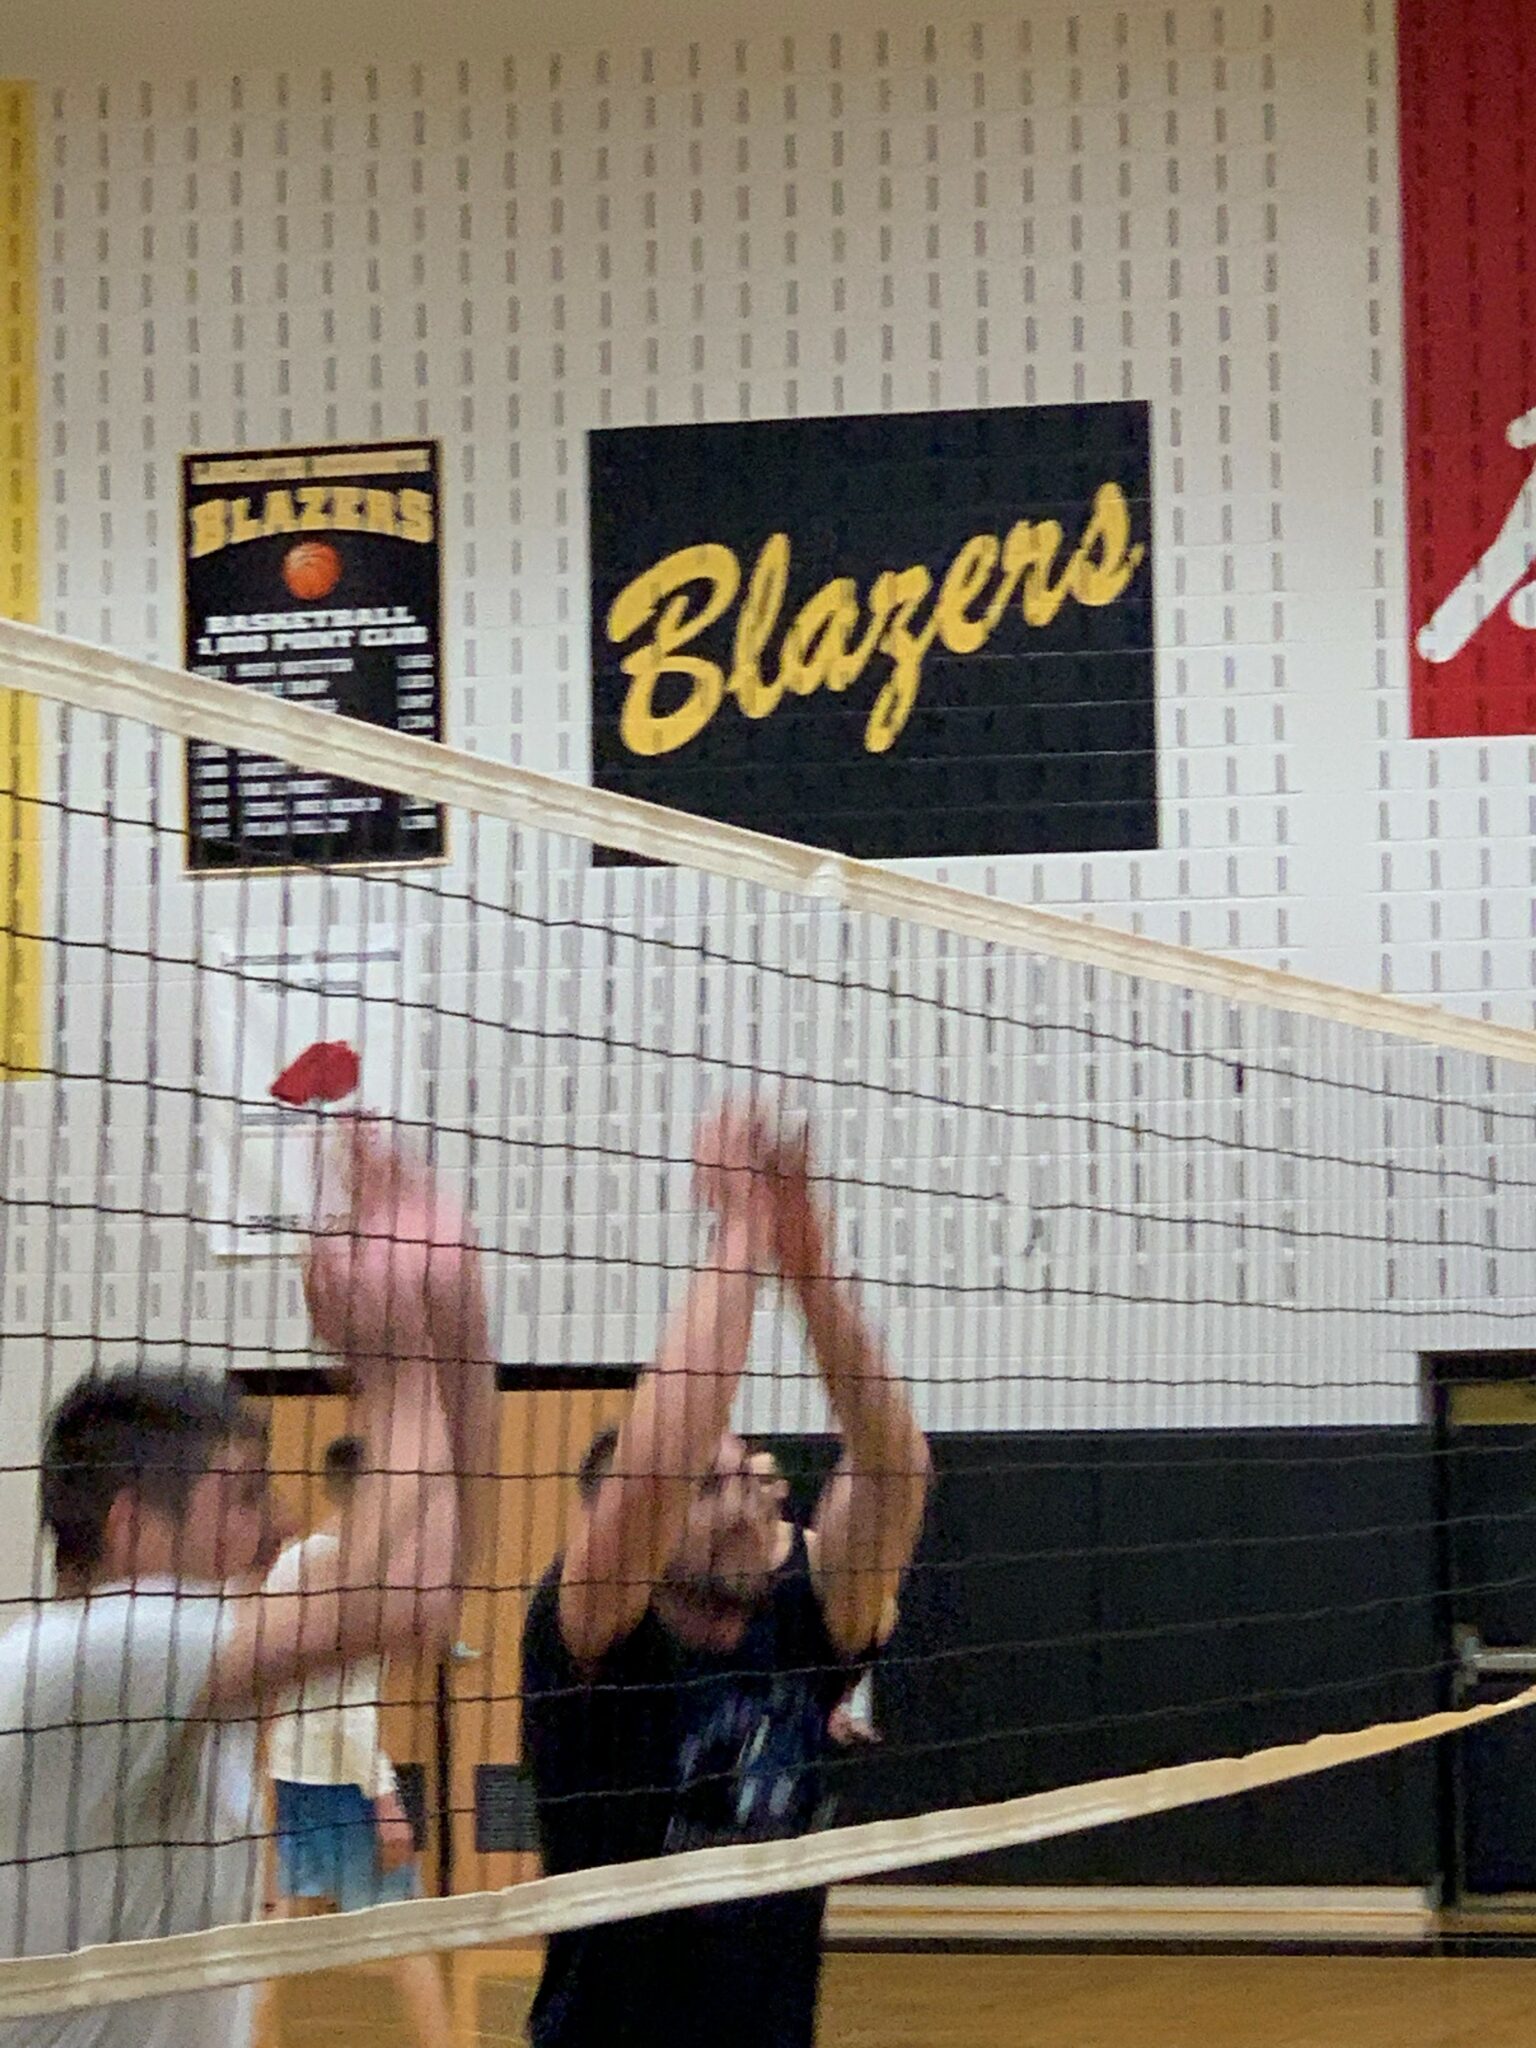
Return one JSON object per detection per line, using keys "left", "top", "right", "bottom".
{"left": 282, "top": 539, "right": 343, "bottom": 601}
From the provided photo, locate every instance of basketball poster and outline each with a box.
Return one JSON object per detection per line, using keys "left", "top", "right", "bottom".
{"left": 588, "top": 404, "right": 1156, "bottom": 863}
{"left": 181, "top": 440, "right": 445, "bottom": 870}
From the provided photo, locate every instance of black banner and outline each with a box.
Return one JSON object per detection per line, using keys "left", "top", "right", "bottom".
{"left": 182, "top": 441, "right": 445, "bottom": 872}
{"left": 589, "top": 404, "right": 1156, "bottom": 862}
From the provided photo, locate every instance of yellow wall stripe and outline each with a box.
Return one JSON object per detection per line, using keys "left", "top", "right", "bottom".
{"left": 0, "top": 80, "right": 41, "bottom": 1079}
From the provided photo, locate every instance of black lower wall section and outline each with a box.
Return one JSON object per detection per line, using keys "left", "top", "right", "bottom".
{"left": 767, "top": 1429, "right": 1442, "bottom": 1888}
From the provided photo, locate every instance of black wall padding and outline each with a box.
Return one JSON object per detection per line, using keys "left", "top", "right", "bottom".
{"left": 766, "top": 1430, "right": 1441, "bottom": 1888}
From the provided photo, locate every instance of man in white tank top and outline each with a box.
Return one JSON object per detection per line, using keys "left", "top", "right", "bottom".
{"left": 266, "top": 1434, "right": 451, "bottom": 2047}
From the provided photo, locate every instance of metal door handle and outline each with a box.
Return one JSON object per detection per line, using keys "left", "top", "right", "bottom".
{"left": 1457, "top": 1627, "right": 1536, "bottom": 1682}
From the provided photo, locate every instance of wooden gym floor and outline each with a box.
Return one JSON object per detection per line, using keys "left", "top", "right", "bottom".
{"left": 262, "top": 1946, "right": 1536, "bottom": 2047}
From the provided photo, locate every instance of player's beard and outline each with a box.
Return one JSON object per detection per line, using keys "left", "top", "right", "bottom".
{"left": 665, "top": 1550, "right": 772, "bottom": 1617}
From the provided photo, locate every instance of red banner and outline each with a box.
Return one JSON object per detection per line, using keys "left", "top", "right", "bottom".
{"left": 1399, "top": 0, "right": 1536, "bottom": 737}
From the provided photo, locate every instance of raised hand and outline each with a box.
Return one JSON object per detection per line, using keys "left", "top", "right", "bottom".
{"left": 304, "top": 1120, "right": 479, "bottom": 1375}
{"left": 766, "top": 1120, "right": 833, "bottom": 1287}
{"left": 693, "top": 1100, "right": 777, "bottom": 1266}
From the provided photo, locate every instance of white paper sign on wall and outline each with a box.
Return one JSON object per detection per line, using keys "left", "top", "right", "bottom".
{"left": 201, "top": 932, "right": 422, "bottom": 1258}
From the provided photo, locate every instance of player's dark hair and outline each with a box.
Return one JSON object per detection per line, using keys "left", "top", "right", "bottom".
{"left": 576, "top": 1426, "right": 620, "bottom": 1502}
{"left": 323, "top": 1433, "right": 366, "bottom": 1491}
{"left": 40, "top": 1368, "right": 261, "bottom": 1575}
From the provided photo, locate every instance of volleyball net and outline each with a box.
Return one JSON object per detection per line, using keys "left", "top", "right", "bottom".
{"left": 0, "top": 615, "right": 1534, "bottom": 2018}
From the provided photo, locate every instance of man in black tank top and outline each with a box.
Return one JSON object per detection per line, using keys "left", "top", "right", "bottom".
{"left": 521, "top": 1107, "right": 931, "bottom": 2048}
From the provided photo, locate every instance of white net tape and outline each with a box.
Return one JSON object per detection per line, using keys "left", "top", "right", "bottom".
{"left": 0, "top": 1685, "right": 1527, "bottom": 2019}
{"left": 5, "top": 613, "right": 1534, "bottom": 1064}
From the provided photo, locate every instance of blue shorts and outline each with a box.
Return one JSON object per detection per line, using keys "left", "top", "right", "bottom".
{"left": 274, "top": 1780, "right": 420, "bottom": 1912}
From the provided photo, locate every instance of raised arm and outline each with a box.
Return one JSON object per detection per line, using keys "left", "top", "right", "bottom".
{"left": 204, "top": 1124, "right": 476, "bottom": 1714}
{"left": 558, "top": 1104, "right": 775, "bottom": 1665}
{"left": 774, "top": 1131, "right": 931, "bottom": 1661}
{"left": 421, "top": 1170, "right": 498, "bottom": 1589}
